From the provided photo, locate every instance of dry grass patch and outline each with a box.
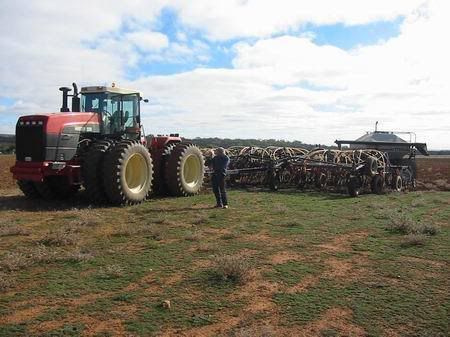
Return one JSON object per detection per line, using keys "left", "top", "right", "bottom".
{"left": 0, "top": 271, "right": 15, "bottom": 291}
{"left": 98, "top": 264, "right": 124, "bottom": 279}
{"left": 211, "top": 254, "right": 255, "bottom": 285}
{"left": 0, "top": 222, "right": 30, "bottom": 237}
{"left": 69, "top": 209, "right": 102, "bottom": 227}
{"left": 0, "top": 251, "right": 29, "bottom": 271}
{"left": 38, "top": 227, "right": 79, "bottom": 246}
{"left": 114, "top": 223, "right": 167, "bottom": 241}
{"left": 184, "top": 229, "right": 202, "bottom": 241}
{"left": 229, "top": 324, "right": 275, "bottom": 337}
{"left": 401, "top": 234, "right": 427, "bottom": 247}
{"left": 386, "top": 211, "right": 439, "bottom": 236}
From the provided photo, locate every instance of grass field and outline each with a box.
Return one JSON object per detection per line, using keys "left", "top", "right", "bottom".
{"left": 0, "top": 185, "right": 449, "bottom": 336}
{"left": 0, "top": 155, "right": 449, "bottom": 336}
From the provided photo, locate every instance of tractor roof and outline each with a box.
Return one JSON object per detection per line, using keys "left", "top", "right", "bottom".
{"left": 80, "top": 86, "right": 140, "bottom": 95}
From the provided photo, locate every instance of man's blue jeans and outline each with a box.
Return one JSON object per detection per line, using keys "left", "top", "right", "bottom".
{"left": 212, "top": 174, "right": 227, "bottom": 206}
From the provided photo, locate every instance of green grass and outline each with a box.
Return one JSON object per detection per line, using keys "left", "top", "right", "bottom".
{"left": 0, "top": 189, "right": 448, "bottom": 336}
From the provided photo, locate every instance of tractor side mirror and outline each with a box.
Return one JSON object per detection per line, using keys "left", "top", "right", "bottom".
{"left": 143, "top": 99, "right": 149, "bottom": 103}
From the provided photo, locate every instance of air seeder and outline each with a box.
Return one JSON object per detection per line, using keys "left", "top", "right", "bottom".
{"left": 10, "top": 83, "right": 205, "bottom": 205}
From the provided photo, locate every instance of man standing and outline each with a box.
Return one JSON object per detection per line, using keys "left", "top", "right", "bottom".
{"left": 211, "top": 147, "right": 230, "bottom": 209}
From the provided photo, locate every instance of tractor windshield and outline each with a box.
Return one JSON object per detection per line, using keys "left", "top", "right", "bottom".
{"left": 81, "top": 93, "right": 139, "bottom": 134}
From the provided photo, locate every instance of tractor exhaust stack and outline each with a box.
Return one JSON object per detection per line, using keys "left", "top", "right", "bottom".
{"left": 59, "top": 86, "right": 71, "bottom": 112}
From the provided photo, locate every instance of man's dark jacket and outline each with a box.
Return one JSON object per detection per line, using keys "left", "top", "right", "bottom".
{"left": 212, "top": 154, "right": 230, "bottom": 176}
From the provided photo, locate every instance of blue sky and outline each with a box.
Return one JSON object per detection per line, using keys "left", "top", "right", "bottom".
{"left": 0, "top": 1, "right": 449, "bottom": 149}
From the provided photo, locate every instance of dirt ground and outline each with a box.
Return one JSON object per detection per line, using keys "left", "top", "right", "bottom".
{"left": 0, "top": 154, "right": 449, "bottom": 337}
{"left": 416, "top": 156, "right": 450, "bottom": 189}
{"left": 0, "top": 155, "right": 15, "bottom": 190}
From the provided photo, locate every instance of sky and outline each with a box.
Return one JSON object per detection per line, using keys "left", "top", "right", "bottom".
{"left": 0, "top": 0, "right": 449, "bottom": 149}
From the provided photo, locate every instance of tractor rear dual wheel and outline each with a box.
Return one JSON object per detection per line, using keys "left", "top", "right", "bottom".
{"left": 165, "top": 143, "right": 205, "bottom": 196}
{"left": 371, "top": 175, "right": 385, "bottom": 194}
{"left": 102, "top": 140, "right": 153, "bottom": 205}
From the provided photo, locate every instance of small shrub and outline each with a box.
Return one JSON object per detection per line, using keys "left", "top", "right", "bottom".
{"left": 211, "top": 254, "right": 254, "bottom": 285}
{"left": 221, "top": 232, "right": 238, "bottom": 240}
{"left": 420, "top": 223, "right": 439, "bottom": 236}
{"left": 38, "top": 228, "right": 78, "bottom": 246}
{"left": 386, "top": 211, "right": 415, "bottom": 234}
{"left": 98, "top": 264, "right": 124, "bottom": 278}
{"left": 280, "top": 220, "right": 301, "bottom": 227}
{"left": 386, "top": 211, "right": 438, "bottom": 236}
{"left": 401, "top": 234, "right": 426, "bottom": 247}
{"left": 1, "top": 252, "right": 29, "bottom": 271}
{"left": 197, "top": 243, "right": 217, "bottom": 253}
{"left": 29, "top": 245, "right": 59, "bottom": 263}
{"left": 185, "top": 230, "right": 202, "bottom": 241}
{"left": 0, "top": 272, "right": 15, "bottom": 291}
{"left": 62, "top": 248, "right": 94, "bottom": 263}
{"left": 410, "top": 198, "right": 426, "bottom": 208}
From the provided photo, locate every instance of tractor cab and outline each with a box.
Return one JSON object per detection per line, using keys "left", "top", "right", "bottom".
{"left": 80, "top": 86, "right": 142, "bottom": 137}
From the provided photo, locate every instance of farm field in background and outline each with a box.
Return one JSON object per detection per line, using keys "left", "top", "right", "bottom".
{"left": 0, "top": 155, "right": 449, "bottom": 337}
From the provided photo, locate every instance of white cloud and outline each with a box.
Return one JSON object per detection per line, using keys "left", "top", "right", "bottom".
{"left": 126, "top": 31, "right": 169, "bottom": 51}
{"left": 173, "top": 0, "right": 425, "bottom": 40}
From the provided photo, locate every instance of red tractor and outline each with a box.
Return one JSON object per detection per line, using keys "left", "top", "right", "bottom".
{"left": 10, "top": 83, "right": 205, "bottom": 205}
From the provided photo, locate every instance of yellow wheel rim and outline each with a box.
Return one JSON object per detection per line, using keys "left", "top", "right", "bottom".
{"left": 125, "top": 153, "right": 148, "bottom": 193}
{"left": 182, "top": 154, "right": 202, "bottom": 188}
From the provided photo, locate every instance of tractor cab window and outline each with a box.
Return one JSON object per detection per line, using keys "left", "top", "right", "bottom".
{"left": 81, "top": 92, "right": 139, "bottom": 134}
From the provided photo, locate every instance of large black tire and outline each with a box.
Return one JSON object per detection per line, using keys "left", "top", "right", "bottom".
{"left": 371, "top": 175, "right": 384, "bottom": 194}
{"left": 36, "top": 176, "right": 79, "bottom": 199}
{"left": 365, "top": 157, "right": 378, "bottom": 177}
{"left": 269, "top": 171, "right": 280, "bottom": 191}
{"left": 315, "top": 173, "right": 327, "bottom": 189}
{"left": 165, "top": 143, "right": 205, "bottom": 196}
{"left": 82, "top": 140, "right": 112, "bottom": 204}
{"left": 347, "top": 176, "right": 360, "bottom": 197}
{"left": 17, "top": 180, "right": 41, "bottom": 199}
{"left": 102, "top": 141, "right": 153, "bottom": 205}
{"left": 392, "top": 175, "right": 403, "bottom": 192}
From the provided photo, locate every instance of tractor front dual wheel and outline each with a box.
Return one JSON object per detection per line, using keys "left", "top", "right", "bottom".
{"left": 18, "top": 177, "right": 79, "bottom": 200}
{"left": 102, "top": 141, "right": 153, "bottom": 205}
{"left": 165, "top": 143, "right": 205, "bottom": 196}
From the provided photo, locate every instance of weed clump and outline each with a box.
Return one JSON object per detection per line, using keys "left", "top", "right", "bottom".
{"left": 211, "top": 254, "right": 254, "bottom": 285}
{"left": 0, "top": 272, "right": 15, "bottom": 291}
{"left": 0, "top": 252, "right": 29, "bottom": 271}
{"left": 386, "top": 209, "right": 439, "bottom": 248}
{"left": 63, "top": 248, "right": 94, "bottom": 263}
{"left": 98, "top": 264, "right": 124, "bottom": 279}
{"left": 29, "top": 245, "right": 59, "bottom": 263}
{"left": 401, "top": 234, "right": 427, "bottom": 247}
{"left": 387, "top": 211, "right": 438, "bottom": 236}
{"left": 38, "top": 227, "right": 79, "bottom": 246}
